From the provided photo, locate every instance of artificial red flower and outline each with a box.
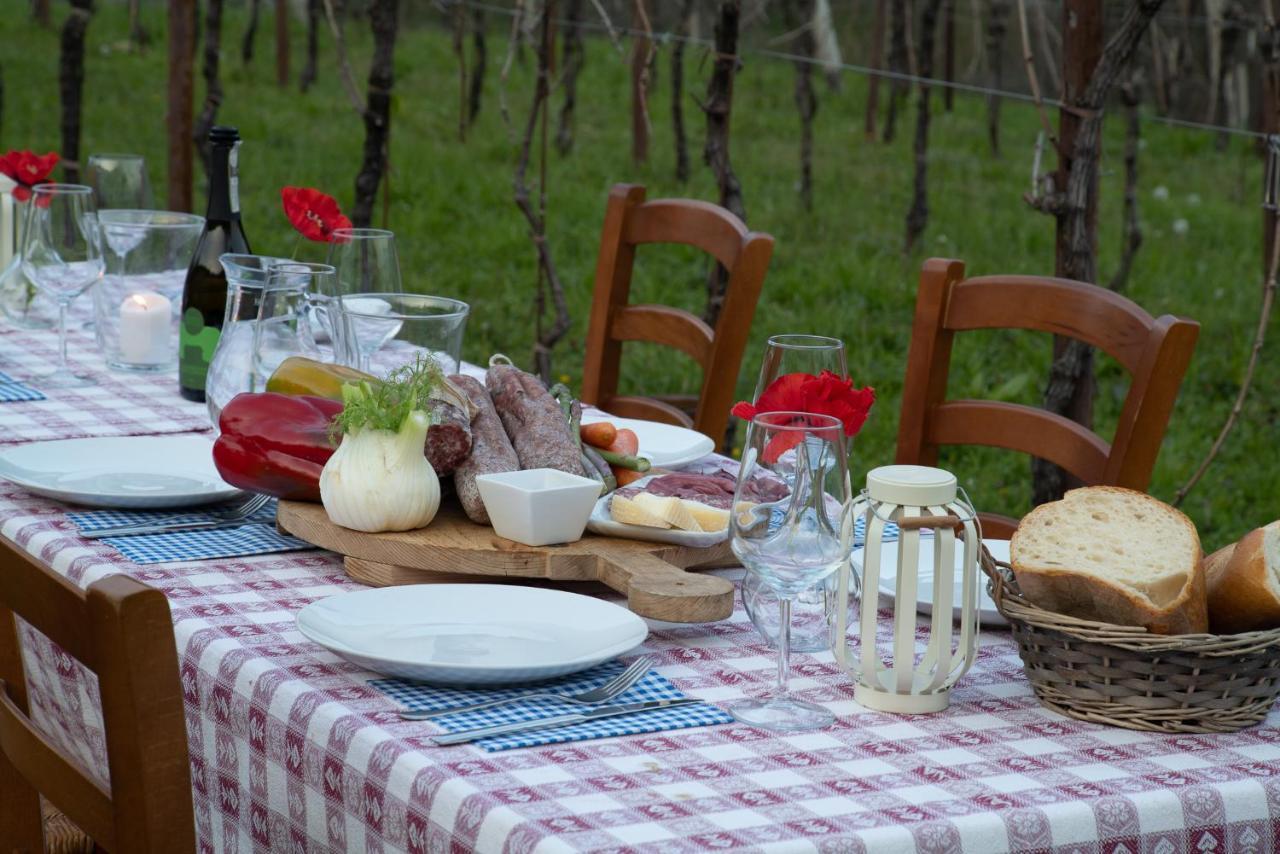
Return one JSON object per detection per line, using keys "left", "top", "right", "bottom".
{"left": 732, "top": 370, "right": 875, "bottom": 462}
{"left": 0, "top": 150, "right": 60, "bottom": 202}
{"left": 280, "top": 186, "right": 352, "bottom": 242}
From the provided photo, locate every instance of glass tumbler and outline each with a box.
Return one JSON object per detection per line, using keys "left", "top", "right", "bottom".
{"left": 332, "top": 292, "right": 469, "bottom": 374}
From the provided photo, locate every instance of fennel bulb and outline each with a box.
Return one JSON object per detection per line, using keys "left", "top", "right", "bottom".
{"left": 320, "top": 409, "right": 441, "bottom": 532}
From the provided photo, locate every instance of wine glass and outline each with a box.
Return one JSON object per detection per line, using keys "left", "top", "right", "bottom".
{"left": 319, "top": 227, "right": 401, "bottom": 344}
{"left": 730, "top": 411, "right": 851, "bottom": 732}
{"left": 743, "top": 335, "right": 849, "bottom": 652}
{"left": 86, "top": 153, "right": 154, "bottom": 210}
{"left": 21, "top": 184, "right": 105, "bottom": 387}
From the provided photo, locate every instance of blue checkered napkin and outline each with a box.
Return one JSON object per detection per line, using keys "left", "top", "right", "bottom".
{"left": 371, "top": 660, "right": 732, "bottom": 752}
{"left": 0, "top": 371, "right": 45, "bottom": 402}
{"left": 66, "top": 498, "right": 313, "bottom": 565}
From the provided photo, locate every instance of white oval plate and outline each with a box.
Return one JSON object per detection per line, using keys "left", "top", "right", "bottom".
{"left": 586, "top": 475, "right": 728, "bottom": 548}
{"left": 0, "top": 435, "right": 244, "bottom": 509}
{"left": 853, "top": 538, "right": 1010, "bottom": 627}
{"left": 581, "top": 414, "right": 715, "bottom": 469}
{"left": 296, "top": 584, "right": 649, "bottom": 685}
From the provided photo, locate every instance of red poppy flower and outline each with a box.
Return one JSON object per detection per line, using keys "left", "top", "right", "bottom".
{"left": 280, "top": 186, "right": 353, "bottom": 242}
{"left": 732, "top": 370, "right": 875, "bottom": 461}
{"left": 0, "top": 150, "right": 60, "bottom": 202}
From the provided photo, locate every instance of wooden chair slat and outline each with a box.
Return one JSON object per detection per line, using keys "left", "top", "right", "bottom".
{"left": 976, "top": 513, "right": 1020, "bottom": 540}
{"left": 0, "top": 553, "right": 98, "bottom": 670}
{"left": 926, "top": 400, "right": 1112, "bottom": 485}
{"left": 610, "top": 305, "right": 715, "bottom": 369}
{"left": 582, "top": 183, "right": 774, "bottom": 452}
{"left": 621, "top": 198, "right": 750, "bottom": 269}
{"left": 0, "top": 689, "right": 116, "bottom": 849}
{"left": 897, "top": 258, "right": 1200, "bottom": 525}
{"left": 945, "top": 275, "right": 1156, "bottom": 374}
{"left": 605, "top": 395, "right": 696, "bottom": 428}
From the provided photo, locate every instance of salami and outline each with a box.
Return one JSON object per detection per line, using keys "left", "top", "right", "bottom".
{"left": 424, "top": 399, "right": 472, "bottom": 476}
{"left": 449, "top": 375, "right": 520, "bottom": 523}
{"left": 485, "top": 365, "right": 586, "bottom": 477}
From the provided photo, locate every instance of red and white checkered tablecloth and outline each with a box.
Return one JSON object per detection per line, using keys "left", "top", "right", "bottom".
{"left": 3, "top": 328, "right": 1280, "bottom": 853}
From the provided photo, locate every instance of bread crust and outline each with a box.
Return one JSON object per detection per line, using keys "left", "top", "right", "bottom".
{"left": 1206, "top": 523, "right": 1280, "bottom": 634}
{"left": 1010, "top": 486, "right": 1208, "bottom": 635}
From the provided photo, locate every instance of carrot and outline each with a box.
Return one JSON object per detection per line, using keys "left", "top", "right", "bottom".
{"left": 606, "top": 428, "right": 640, "bottom": 457}
{"left": 580, "top": 421, "right": 618, "bottom": 449}
{"left": 613, "top": 465, "right": 647, "bottom": 487}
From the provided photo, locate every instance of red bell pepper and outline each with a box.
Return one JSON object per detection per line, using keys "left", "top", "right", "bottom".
{"left": 212, "top": 393, "right": 343, "bottom": 502}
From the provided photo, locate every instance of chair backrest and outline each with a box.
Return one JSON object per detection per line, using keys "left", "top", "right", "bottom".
{"left": 0, "top": 541, "right": 194, "bottom": 852}
{"left": 896, "top": 258, "right": 1200, "bottom": 537}
{"left": 581, "top": 183, "right": 775, "bottom": 450}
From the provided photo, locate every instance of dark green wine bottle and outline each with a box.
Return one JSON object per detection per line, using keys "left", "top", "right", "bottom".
{"left": 179, "top": 126, "right": 252, "bottom": 402}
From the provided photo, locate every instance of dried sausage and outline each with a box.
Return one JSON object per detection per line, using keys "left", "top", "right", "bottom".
{"left": 450, "top": 375, "right": 520, "bottom": 523}
{"left": 485, "top": 365, "right": 586, "bottom": 477}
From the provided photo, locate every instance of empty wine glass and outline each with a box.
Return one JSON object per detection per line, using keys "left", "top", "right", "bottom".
{"left": 21, "top": 184, "right": 105, "bottom": 387}
{"left": 730, "top": 411, "right": 850, "bottom": 732}
{"left": 86, "top": 153, "right": 154, "bottom": 210}
{"left": 319, "top": 227, "right": 401, "bottom": 343}
{"left": 252, "top": 262, "right": 326, "bottom": 390}
{"left": 743, "top": 335, "right": 850, "bottom": 652}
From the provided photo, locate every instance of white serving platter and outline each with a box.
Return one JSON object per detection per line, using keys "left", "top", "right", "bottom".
{"left": 852, "top": 538, "right": 1010, "bottom": 627}
{"left": 580, "top": 413, "right": 715, "bottom": 469}
{"left": 0, "top": 435, "right": 244, "bottom": 509}
{"left": 295, "top": 584, "right": 649, "bottom": 685}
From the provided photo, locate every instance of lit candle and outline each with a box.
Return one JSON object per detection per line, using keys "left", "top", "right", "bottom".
{"left": 118, "top": 291, "right": 173, "bottom": 365}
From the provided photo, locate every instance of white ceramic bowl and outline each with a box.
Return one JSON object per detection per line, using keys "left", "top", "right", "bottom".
{"left": 475, "top": 468, "right": 602, "bottom": 546}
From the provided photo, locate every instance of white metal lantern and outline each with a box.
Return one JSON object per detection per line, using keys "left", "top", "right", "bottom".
{"left": 834, "top": 465, "right": 981, "bottom": 713}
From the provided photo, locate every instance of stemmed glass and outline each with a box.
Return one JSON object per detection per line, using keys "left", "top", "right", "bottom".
{"left": 21, "top": 184, "right": 105, "bottom": 387}
{"left": 743, "top": 335, "right": 849, "bottom": 652}
{"left": 730, "top": 411, "right": 851, "bottom": 731}
{"left": 319, "top": 227, "right": 401, "bottom": 345}
{"left": 86, "top": 153, "right": 154, "bottom": 210}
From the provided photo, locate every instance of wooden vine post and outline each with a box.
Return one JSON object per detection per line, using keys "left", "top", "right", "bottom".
{"left": 167, "top": 0, "right": 195, "bottom": 211}
{"left": 1028, "top": 0, "right": 1167, "bottom": 505}
{"left": 242, "top": 0, "right": 261, "bottom": 64}
{"left": 985, "top": 0, "right": 1011, "bottom": 155}
{"left": 784, "top": 0, "right": 818, "bottom": 211}
{"left": 58, "top": 0, "right": 93, "bottom": 185}
{"left": 701, "top": 0, "right": 745, "bottom": 326}
{"left": 865, "top": 0, "right": 887, "bottom": 139}
{"left": 1263, "top": 0, "right": 1279, "bottom": 279}
{"left": 301, "top": 0, "right": 320, "bottom": 92}
{"left": 942, "top": 0, "right": 956, "bottom": 111}
{"left": 275, "top": 0, "right": 290, "bottom": 88}
{"left": 469, "top": 9, "right": 486, "bottom": 125}
{"left": 352, "top": 0, "right": 398, "bottom": 227}
{"left": 883, "top": 0, "right": 911, "bottom": 143}
{"left": 630, "top": 0, "right": 653, "bottom": 167}
{"left": 556, "top": 0, "right": 584, "bottom": 155}
{"left": 194, "top": 0, "right": 226, "bottom": 179}
{"left": 672, "top": 0, "right": 696, "bottom": 182}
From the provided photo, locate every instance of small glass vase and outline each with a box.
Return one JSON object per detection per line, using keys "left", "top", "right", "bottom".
{"left": 0, "top": 194, "right": 58, "bottom": 329}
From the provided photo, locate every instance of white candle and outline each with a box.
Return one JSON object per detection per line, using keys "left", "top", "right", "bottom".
{"left": 118, "top": 291, "right": 173, "bottom": 365}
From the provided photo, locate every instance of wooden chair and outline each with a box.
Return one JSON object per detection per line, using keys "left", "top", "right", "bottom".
{"left": 896, "top": 258, "right": 1200, "bottom": 538}
{"left": 0, "top": 540, "right": 194, "bottom": 853}
{"left": 581, "top": 183, "right": 775, "bottom": 451}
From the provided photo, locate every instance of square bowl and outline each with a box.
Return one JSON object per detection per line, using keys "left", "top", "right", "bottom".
{"left": 475, "top": 469, "right": 603, "bottom": 546}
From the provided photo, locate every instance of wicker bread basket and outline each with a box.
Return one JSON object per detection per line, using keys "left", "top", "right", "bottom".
{"left": 981, "top": 548, "right": 1280, "bottom": 733}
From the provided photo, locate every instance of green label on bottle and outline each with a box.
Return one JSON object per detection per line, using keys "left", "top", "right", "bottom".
{"left": 179, "top": 307, "right": 221, "bottom": 391}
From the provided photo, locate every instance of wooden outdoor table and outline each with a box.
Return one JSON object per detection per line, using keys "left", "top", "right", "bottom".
{"left": 3, "top": 317, "right": 1280, "bottom": 852}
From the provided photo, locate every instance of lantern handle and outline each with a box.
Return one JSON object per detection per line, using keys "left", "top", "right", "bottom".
{"left": 896, "top": 514, "right": 964, "bottom": 532}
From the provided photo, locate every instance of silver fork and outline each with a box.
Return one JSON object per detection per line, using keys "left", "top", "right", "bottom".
{"left": 399, "top": 655, "right": 655, "bottom": 721}
{"left": 82, "top": 493, "right": 271, "bottom": 539}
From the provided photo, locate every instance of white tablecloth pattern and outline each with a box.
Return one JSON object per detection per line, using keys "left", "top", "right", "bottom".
{"left": 3, "top": 326, "right": 1280, "bottom": 853}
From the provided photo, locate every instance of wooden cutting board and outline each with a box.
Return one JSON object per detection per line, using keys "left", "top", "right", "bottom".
{"left": 276, "top": 500, "right": 735, "bottom": 623}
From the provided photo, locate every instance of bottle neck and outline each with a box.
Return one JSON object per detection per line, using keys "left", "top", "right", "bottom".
{"left": 205, "top": 142, "right": 241, "bottom": 223}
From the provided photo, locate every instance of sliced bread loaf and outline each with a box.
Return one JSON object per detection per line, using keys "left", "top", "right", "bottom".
{"left": 1009, "top": 486, "right": 1207, "bottom": 635}
{"left": 1206, "top": 521, "right": 1280, "bottom": 634}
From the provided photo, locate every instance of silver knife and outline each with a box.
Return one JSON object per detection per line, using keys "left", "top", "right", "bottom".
{"left": 430, "top": 697, "right": 706, "bottom": 746}
{"left": 82, "top": 518, "right": 255, "bottom": 539}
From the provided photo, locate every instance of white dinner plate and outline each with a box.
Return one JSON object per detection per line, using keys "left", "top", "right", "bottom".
{"left": 852, "top": 538, "right": 1010, "bottom": 627}
{"left": 581, "top": 414, "right": 715, "bottom": 469}
{"left": 585, "top": 475, "right": 728, "bottom": 548}
{"left": 295, "top": 584, "right": 649, "bottom": 685}
{"left": 0, "top": 435, "right": 244, "bottom": 509}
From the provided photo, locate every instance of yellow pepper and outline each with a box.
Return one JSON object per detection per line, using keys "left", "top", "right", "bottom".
{"left": 265, "top": 357, "right": 377, "bottom": 402}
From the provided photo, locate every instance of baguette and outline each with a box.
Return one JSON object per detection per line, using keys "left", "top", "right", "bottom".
{"left": 1009, "top": 486, "right": 1207, "bottom": 635}
{"left": 1205, "top": 522, "right": 1280, "bottom": 634}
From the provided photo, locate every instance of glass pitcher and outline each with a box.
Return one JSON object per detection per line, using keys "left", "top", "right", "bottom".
{"left": 205, "top": 254, "right": 284, "bottom": 427}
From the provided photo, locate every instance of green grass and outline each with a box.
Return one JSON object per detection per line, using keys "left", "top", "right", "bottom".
{"left": 2, "top": 2, "right": 1273, "bottom": 546}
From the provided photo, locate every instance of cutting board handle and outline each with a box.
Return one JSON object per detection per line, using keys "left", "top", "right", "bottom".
{"left": 595, "top": 551, "right": 734, "bottom": 623}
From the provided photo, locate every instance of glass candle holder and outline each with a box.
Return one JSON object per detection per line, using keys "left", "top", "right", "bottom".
{"left": 92, "top": 211, "right": 203, "bottom": 371}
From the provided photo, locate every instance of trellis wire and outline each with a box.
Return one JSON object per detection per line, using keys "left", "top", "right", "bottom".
{"left": 445, "top": 0, "right": 1269, "bottom": 141}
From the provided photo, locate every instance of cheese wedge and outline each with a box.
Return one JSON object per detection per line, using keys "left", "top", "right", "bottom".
{"left": 631, "top": 493, "right": 703, "bottom": 532}
{"left": 683, "top": 500, "right": 732, "bottom": 533}
{"left": 609, "top": 493, "right": 672, "bottom": 529}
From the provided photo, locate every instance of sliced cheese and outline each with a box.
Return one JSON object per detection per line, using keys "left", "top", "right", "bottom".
{"left": 610, "top": 494, "right": 672, "bottom": 529}
{"left": 683, "top": 500, "right": 732, "bottom": 533}
{"left": 632, "top": 493, "right": 703, "bottom": 532}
